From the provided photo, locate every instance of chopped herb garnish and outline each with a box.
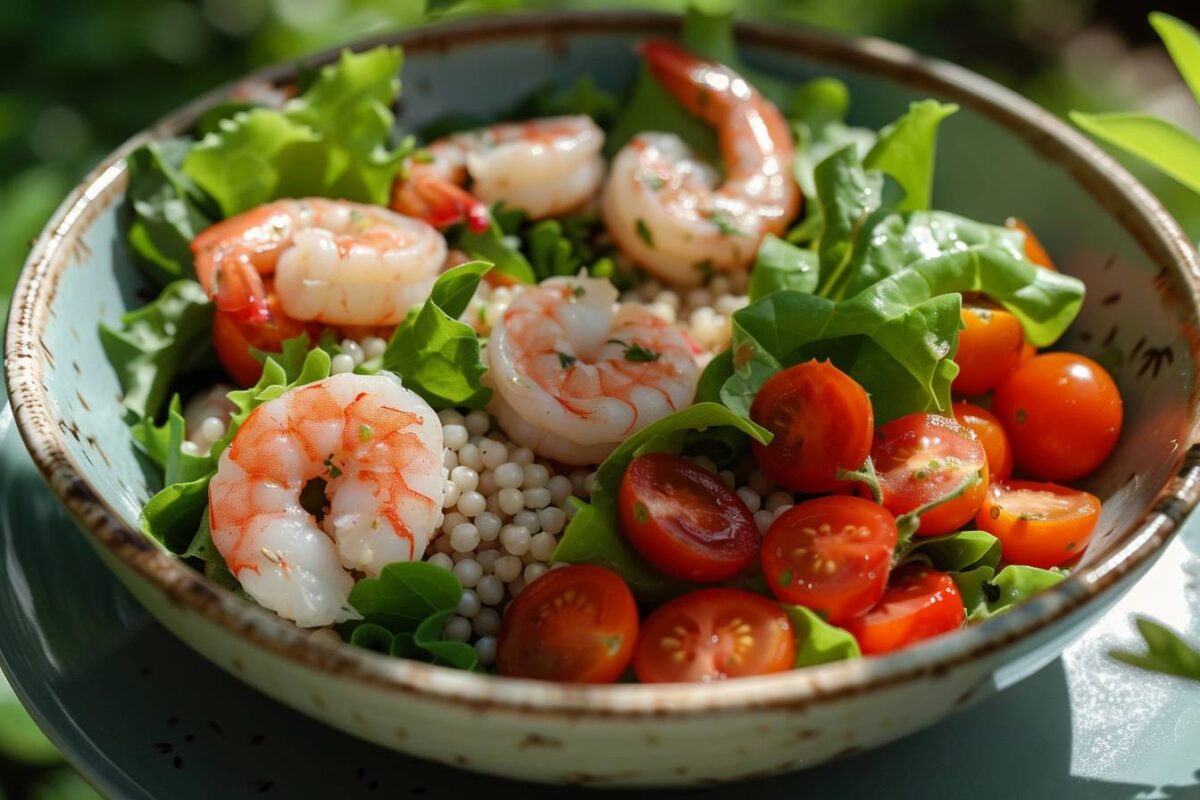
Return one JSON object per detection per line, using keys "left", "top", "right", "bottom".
{"left": 708, "top": 208, "right": 746, "bottom": 237}
{"left": 558, "top": 351, "right": 578, "bottom": 368}
{"left": 641, "top": 173, "right": 667, "bottom": 191}
{"left": 572, "top": 286, "right": 586, "bottom": 298}
{"left": 694, "top": 259, "right": 715, "bottom": 279}
{"left": 635, "top": 218, "right": 655, "bottom": 248}
{"left": 358, "top": 424, "right": 374, "bottom": 442}
{"left": 623, "top": 343, "right": 661, "bottom": 363}
{"left": 778, "top": 569, "right": 794, "bottom": 586}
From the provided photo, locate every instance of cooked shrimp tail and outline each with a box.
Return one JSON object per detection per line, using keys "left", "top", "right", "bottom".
{"left": 392, "top": 171, "right": 492, "bottom": 233}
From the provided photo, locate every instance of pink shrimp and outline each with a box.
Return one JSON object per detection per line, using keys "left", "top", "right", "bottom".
{"left": 208, "top": 373, "right": 443, "bottom": 627}
{"left": 601, "top": 40, "right": 800, "bottom": 286}
{"left": 486, "top": 274, "right": 699, "bottom": 466}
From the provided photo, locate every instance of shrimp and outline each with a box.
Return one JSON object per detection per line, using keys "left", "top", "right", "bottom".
{"left": 191, "top": 198, "right": 446, "bottom": 327}
{"left": 486, "top": 274, "right": 699, "bottom": 466}
{"left": 207, "top": 373, "right": 443, "bottom": 627}
{"left": 601, "top": 41, "right": 800, "bottom": 287}
{"left": 393, "top": 115, "right": 606, "bottom": 227}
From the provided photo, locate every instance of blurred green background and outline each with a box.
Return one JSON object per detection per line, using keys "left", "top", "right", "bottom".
{"left": 0, "top": 0, "right": 1197, "bottom": 796}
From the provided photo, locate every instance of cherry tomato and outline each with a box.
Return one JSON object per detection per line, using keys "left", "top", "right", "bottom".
{"left": 633, "top": 589, "right": 795, "bottom": 683}
{"left": 992, "top": 353, "right": 1123, "bottom": 482}
{"left": 953, "top": 402, "right": 1013, "bottom": 480}
{"left": 871, "top": 413, "right": 989, "bottom": 536}
{"left": 976, "top": 480, "right": 1101, "bottom": 568}
{"left": 496, "top": 565, "right": 638, "bottom": 683}
{"left": 1019, "top": 341, "right": 1036, "bottom": 364}
{"left": 843, "top": 566, "right": 965, "bottom": 655}
{"left": 761, "top": 496, "right": 897, "bottom": 624}
{"left": 213, "top": 285, "right": 319, "bottom": 386}
{"left": 1006, "top": 217, "right": 1057, "bottom": 271}
{"left": 750, "top": 360, "right": 874, "bottom": 493}
{"left": 954, "top": 307, "right": 1026, "bottom": 396}
{"left": 618, "top": 453, "right": 759, "bottom": 583}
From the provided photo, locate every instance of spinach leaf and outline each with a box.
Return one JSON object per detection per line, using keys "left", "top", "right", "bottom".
{"left": 98, "top": 279, "right": 216, "bottom": 422}
{"left": 952, "top": 563, "right": 1065, "bottom": 621}
{"left": 381, "top": 261, "right": 492, "bottom": 409}
{"left": 347, "top": 561, "right": 463, "bottom": 632}
{"left": 863, "top": 100, "right": 958, "bottom": 212}
{"left": 1111, "top": 617, "right": 1200, "bottom": 682}
{"left": 453, "top": 220, "right": 536, "bottom": 284}
{"left": 782, "top": 605, "right": 861, "bottom": 666}
{"left": 748, "top": 233, "right": 819, "bottom": 300}
{"left": 412, "top": 609, "right": 481, "bottom": 670}
{"left": 183, "top": 511, "right": 239, "bottom": 590}
{"left": 789, "top": 77, "right": 877, "bottom": 204}
{"left": 896, "top": 529, "right": 1002, "bottom": 572}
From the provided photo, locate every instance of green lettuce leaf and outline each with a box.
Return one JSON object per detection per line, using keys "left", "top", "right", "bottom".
{"left": 1111, "top": 617, "right": 1200, "bottom": 682}
{"left": 453, "top": 220, "right": 536, "bottom": 284}
{"left": 98, "top": 279, "right": 216, "bottom": 422}
{"left": 783, "top": 605, "right": 862, "bottom": 666}
{"left": 1071, "top": 111, "right": 1200, "bottom": 196}
{"left": 863, "top": 100, "right": 958, "bottom": 212}
{"left": 130, "top": 395, "right": 215, "bottom": 485}
{"left": 789, "top": 77, "right": 877, "bottom": 204}
{"left": 381, "top": 261, "right": 492, "bottom": 409}
{"left": 748, "top": 233, "right": 819, "bottom": 300}
{"left": 896, "top": 529, "right": 1002, "bottom": 572}
{"left": 952, "top": 564, "right": 1065, "bottom": 621}
{"left": 1151, "top": 13, "right": 1200, "bottom": 105}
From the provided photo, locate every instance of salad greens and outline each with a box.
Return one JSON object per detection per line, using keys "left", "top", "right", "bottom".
{"left": 784, "top": 605, "right": 862, "bottom": 665}
{"left": 1111, "top": 618, "right": 1200, "bottom": 682}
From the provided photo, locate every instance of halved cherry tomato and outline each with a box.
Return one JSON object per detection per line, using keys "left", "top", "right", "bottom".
{"left": 954, "top": 307, "right": 1026, "bottom": 396}
{"left": 750, "top": 360, "right": 873, "bottom": 493}
{"left": 633, "top": 589, "right": 795, "bottom": 683}
{"left": 976, "top": 480, "right": 1101, "bottom": 568}
{"left": 953, "top": 402, "right": 1013, "bottom": 480}
{"left": 871, "top": 413, "right": 989, "bottom": 536}
{"left": 618, "top": 453, "right": 758, "bottom": 583}
{"left": 213, "top": 285, "right": 319, "bottom": 386}
{"left": 1006, "top": 217, "right": 1057, "bottom": 271}
{"left": 843, "top": 566, "right": 965, "bottom": 655}
{"left": 992, "top": 353, "right": 1122, "bottom": 482}
{"left": 496, "top": 565, "right": 638, "bottom": 683}
{"left": 761, "top": 496, "right": 897, "bottom": 624}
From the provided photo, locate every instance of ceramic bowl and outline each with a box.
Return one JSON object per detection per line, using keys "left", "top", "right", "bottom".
{"left": 7, "top": 11, "right": 1200, "bottom": 787}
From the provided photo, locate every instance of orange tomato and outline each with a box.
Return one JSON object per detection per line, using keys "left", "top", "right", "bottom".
{"left": 976, "top": 480, "right": 1101, "bottom": 568}
{"left": 954, "top": 307, "right": 1026, "bottom": 396}
{"left": 953, "top": 402, "right": 1013, "bottom": 480}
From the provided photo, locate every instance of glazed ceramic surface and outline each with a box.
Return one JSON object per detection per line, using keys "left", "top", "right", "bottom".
{"left": 6, "top": 12, "right": 1200, "bottom": 787}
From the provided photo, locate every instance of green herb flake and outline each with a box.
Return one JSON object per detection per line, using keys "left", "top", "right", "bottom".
{"left": 358, "top": 424, "right": 374, "bottom": 442}
{"left": 558, "top": 351, "right": 578, "bottom": 369}
{"left": 635, "top": 218, "right": 655, "bottom": 248}
{"left": 623, "top": 343, "right": 661, "bottom": 363}
{"left": 708, "top": 209, "right": 746, "bottom": 237}
{"left": 572, "top": 286, "right": 587, "bottom": 298}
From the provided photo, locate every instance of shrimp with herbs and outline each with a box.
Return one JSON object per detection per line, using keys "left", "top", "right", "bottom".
{"left": 602, "top": 41, "right": 799, "bottom": 286}
{"left": 486, "top": 274, "right": 699, "bottom": 466}
{"left": 393, "top": 115, "right": 606, "bottom": 227}
{"left": 207, "top": 373, "right": 443, "bottom": 627}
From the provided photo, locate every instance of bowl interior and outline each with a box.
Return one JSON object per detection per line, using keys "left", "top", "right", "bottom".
{"left": 11, "top": 13, "right": 1200, "bottom": 697}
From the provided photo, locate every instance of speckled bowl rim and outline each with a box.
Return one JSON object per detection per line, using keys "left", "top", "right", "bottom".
{"left": 7, "top": 10, "right": 1200, "bottom": 720}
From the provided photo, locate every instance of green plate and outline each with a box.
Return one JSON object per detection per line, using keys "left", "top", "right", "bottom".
{"left": 0, "top": 398, "right": 1196, "bottom": 799}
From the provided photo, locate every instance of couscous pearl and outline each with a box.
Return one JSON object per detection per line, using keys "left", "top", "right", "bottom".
{"left": 361, "top": 336, "right": 388, "bottom": 360}
{"left": 512, "top": 510, "right": 541, "bottom": 533}
{"left": 749, "top": 470, "right": 775, "bottom": 497}
{"left": 444, "top": 615, "right": 472, "bottom": 642}
{"left": 530, "top": 531, "right": 558, "bottom": 561}
{"left": 340, "top": 339, "right": 365, "bottom": 365}
{"left": 472, "top": 608, "right": 501, "bottom": 637}
{"left": 443, "top": 425, "right": 469, "bottom": 451}
{"left": 456, "top": 589, "right": 482, "bottom": 618}
{"left": 199, "top": 416, "right": 226, "bottom": 443}
{"left": 477, "top": 469, "right": 498, "bottom": 495}
{"left": 494, "top": 462, "right": 524, "bottom": 489}
{"left": 498, "top": 487, "right": 525, "bottom": 515}
{"left": 450, "top": 523, "right": 481, "bottom": 552}
{"left": 465, "top": 409, "right": 491, "bottom": 436}
{"left": 438, "top": 409, "right": 465, "bottom": 427}
{"left": 537, "top": 506, "right": 566, "bottom": 535}
{"left": 718, "top": 470, "right": 736, "bottom": 490}
{"left": 475, "top": 512, "right": 502, "bottom": 542}
{"left": 457, "top": 490, "right": 487, "bottom": 518}
{"left": 524, "top": 487, "right": 552, "bottom": 509}
{"left": 501, "top": 525, "right": 532, "bottom": 556}
{"left": 508, "top": 577, "right": 527, "bottom": 597}
{"left": 450, "top": 466, "right": 479, "bottom": 492}
{"left": 765, "top": 491, "right": 793, "bottom": 512}
{"left": 736, "top": 487, "right": 762, "bottom": 513}
{"left": 569, "top": 469, "right": 590, "bottom": 496}
{"left": 458, "top": 443, "right": 483, "bottom": 470}
{"left": 442, "top": 449, "right": 459, "bottom": 470}
{"left": 442, "top": 512, "right": 467, "bottom": 535}
{"left": 180, "top": 441, "right": 201, "bottom": 456}
{"left": 477, "top": 575, "right": 505, "bottom": 605}
{"left": 512, "top": 447, "right": 534, "bottom": 465}
{"left": 494, "top": 555, "right": 523, "bottom": 582}
{"left": 524, "top": 562, "right": 548, "bottom": 584}
{"left": 583, "top": 472, "right": 597, "bottom": 495}
{"left": 480, "top": 440, "right": 509, "bottom": 470}
{"left": 689, "top": 455, "right": 718, "bottom": 474}
{"left": 523, "top": 463, "right": 550, "bottom": 489}
{"left": 710, "top": 275, "right": 732, "bottom": 295}
{"left": 330, "top": 353, "right": 356, "bottom": 374}
{"left": 474, "top": 636, "right": 497, "bottom": 666}
{"left": 427, "top": 552, "right": 454, "bottom": 570}
{"left": 773, "top": 504, "right": 793, "bottom": 518}
{"left": 656, "top": 289, "right": 681, "bottom": 309}
{"left": 476, "top": 550, "right": 502, "bottom": 574}
{"left": 453, "top": 558, "right": 483, "bottom": 588}
{"left": 754, "top": 509, "right": 774, "bottom": 535}
{"left": 442, "top": 481, "right": 460, "bottom": 509}
{"left": 547, "top": 475, "right": 573, "bottom": 506}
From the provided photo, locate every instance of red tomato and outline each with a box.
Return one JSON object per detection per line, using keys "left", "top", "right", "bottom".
{"left": 976, "top": 480, "right": 1101, "bottom": 568}
{"left": 1019, "top": 341, "right": 1036, "bottom": 364}
{"left": 761, "top": 496, "right": 897, "bottom": 624}
{"left": 633, "top": 589, "right": 795, "bottom": 683}
{"left": 871, "top": 413, "right": 989, "bottom": 536}
{"left": 992, "top": 353, "right": 1123, "bottom": 482}
{"left": 952, "top": 402, "right": 1013, "bottom": 480}
{"left": 844, "top": 566, "right": 965, "bottom": 655}
{"left": 496, "top": 566, "right": 638, "bottom": 683}
{"left": 213, "top": 285, "right": 320, "bottom": 387}
{"left": 954, "top": 307, "right": 1026, "bottom": 396}
{"left": 1006, "top": 218, "right": 1057, "bottom": 271}
{"left": 750, "top": 360, "right": 874, "bottom": 493}
{"left": 618, "top": 453, "right": 759, "bottom": 583}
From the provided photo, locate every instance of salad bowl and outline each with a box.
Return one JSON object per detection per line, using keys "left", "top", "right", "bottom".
{"left": 7, "top": 11, "right": 1200, "bottom": 787}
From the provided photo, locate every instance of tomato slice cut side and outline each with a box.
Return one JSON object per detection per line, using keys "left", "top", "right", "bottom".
{"left": 634, "top": 589, "right": 795, "bottom": 683}
{"left": 976, "top": 480, "right": 1101, "bottom": 568}
{"left": 761, "top": 496, "right": 898, "bottom": 625}
{"left": 844, "top": 566, "right": 965, "bottom": 655}
{"left": 496, "top": 565, "right": 638, "bottom": 683}
{"left": 618, "top": 453, "right": 759, "bottom": 583}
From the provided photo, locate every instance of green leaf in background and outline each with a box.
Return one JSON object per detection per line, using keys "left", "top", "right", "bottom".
{"left": 454, "top": 221, "right": 536, "bottom": 284}
{"left": 748, "top": 233, "right": 819, "bottom": 300}
{"left": 98, "top": 279, "right": 216, "bottom": 421}
{"left": 0, "top": 675, "right": 59, "bottom": 767}
{"left": 346, "top": 561, "right": 463, "bottom": 632}
{"left": 1070, "top": 111, "right": 1200, "bottom": 196}
{"left": 381, "top": 261, "right": 492, "bottom": 409}
{"left": 863, "top": 100, "right": 959, "bottom": 212}
{"left": 1111, "top": 617, "right": 1200, "bottom": 682}
{"left": 783, "top": 605, "right": 862, "bottom": 666}
{"left": 1150, "top": 13, "right": 1200, "bottom": 106}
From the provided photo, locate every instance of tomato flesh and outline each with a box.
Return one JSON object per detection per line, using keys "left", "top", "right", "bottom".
{"left": 633, "top": 589, "right": 795, "bottom": 683}
{"left": 976, "top": 480, "right": 1101, "bottom": 568}
{"left": 750, "top": 360, "right": 874, "bottom": 493}
{"left": 992, "top": 353, "right": 1122, "bottom": 482}
{"left": 844, "top": 566, "right": 965, "bottom": 655}
{"left": 618, "top": 453, "right": 759, "bottom": 583}
{"left": 496, "top": 565, "right": 638, "bottom": 683}
{"left": 761, "top": 496, "right": 897, "bottom": 624}
{"left": 953, "top": 402, "right": 1013, "bottom": 480}
{"left": 953, "top": 307, "right": 1025, "bottom": 396}
{"left": 871, "top": 413, "right": 989, "bottom": 536}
